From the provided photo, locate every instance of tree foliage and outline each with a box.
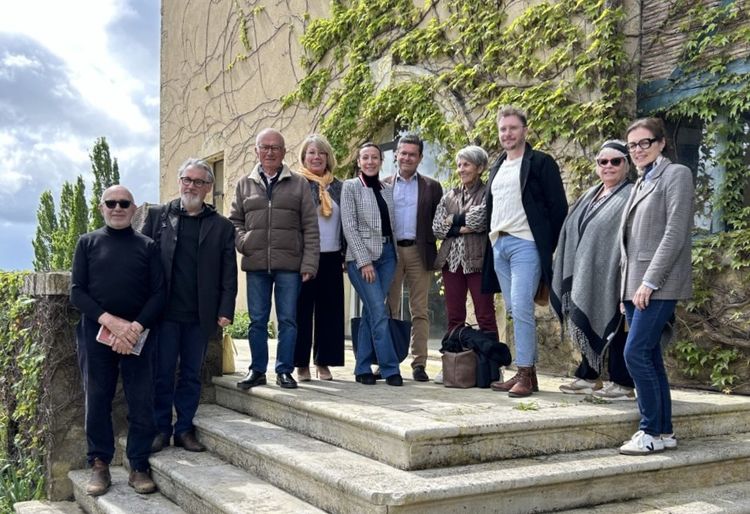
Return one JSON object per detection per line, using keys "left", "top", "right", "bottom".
{"left": 32, "top": 138, "right": 119, "bottom": 272}
{"left": 89, "top": 137, "right": 120, "bottom": 231}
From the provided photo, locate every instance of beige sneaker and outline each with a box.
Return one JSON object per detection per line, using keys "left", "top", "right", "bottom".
{"left": 592, "top": 382, "right": 636, "bottom": 401}
{"left": 559, "top": 377, "right": 602, "bottom": 395}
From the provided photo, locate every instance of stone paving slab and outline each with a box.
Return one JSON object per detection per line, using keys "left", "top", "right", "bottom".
{"left": 14, "top": 501, "right": 83, "bottom": 514}
{"left": 559, "top": 481, "right": 750, "bottom": 513}
{"left": 194, "top": 404, "right": 750, "bottom": 514}
{"left": 214, "top": 353, "right": 750, "bottom": 469}
{"left": 68, "top": 467, "right": 185, "bottom": 514}
{"left": 147, "top": 446, "right": 325, "bottom": 513}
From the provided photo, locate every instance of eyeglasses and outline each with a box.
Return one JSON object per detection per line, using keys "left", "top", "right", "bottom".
{"left": 179, "top": 177, "right": 211, "bottom": 187}
{"left": 257, "top": 144, "right": 284, "bottom": 153}
{"left": 103, "top": 199, "right": 132, "bottom": 209}
{"left": 596, "top": 157, "right": 625, "bottom": 167}
{"left": 627, "top": 138, "right": 658, "bottom": 151}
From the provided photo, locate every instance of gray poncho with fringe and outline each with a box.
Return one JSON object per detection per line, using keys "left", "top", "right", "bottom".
{"left": 550, "top": 181, "right": 633, "bottom": 372}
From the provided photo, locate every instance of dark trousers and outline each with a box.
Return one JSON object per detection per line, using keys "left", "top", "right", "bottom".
{"left": 154, "top": 320, "right": 208, "bottom": 438}
{"left": 575, "top": 324, "right": 634, "bottom": 388}
{"left": 76, "top": 316, "right": 156, "bottom": 471}
{"left": 442, "top": 266, "right": 498, "bottom": 337}
{"left": 294, "top": 252, "right": 345, "bottom": 367}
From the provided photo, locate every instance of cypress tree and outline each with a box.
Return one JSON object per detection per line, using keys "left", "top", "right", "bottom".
{"left": 32, "top": 191, "right": 57, "bottom": 271}
{"left": 89, "top": 137, "right": 119, "bottom": 230}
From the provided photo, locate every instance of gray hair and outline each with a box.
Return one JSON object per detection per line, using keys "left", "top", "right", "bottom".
{"left": 456, "top": 145, "right": 489, "bottom": 170}
{"left": 178, "top": 158, "right": 214, "bottom": 183}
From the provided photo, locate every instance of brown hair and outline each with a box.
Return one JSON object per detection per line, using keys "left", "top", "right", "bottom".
{"left": 496, "top": 105, "right": 528, "bottom": 127}
{"left": 625, "top": 117, "right": 668, "bottom": 151}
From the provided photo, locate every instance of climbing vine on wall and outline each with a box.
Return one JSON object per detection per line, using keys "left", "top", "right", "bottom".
{"left": 280, "top": 0, "right": 632, "bottom": 191}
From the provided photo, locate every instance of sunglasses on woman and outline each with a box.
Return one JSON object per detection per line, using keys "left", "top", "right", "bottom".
{"left": 596, "top": 157, "right": 625, "bottom": 167}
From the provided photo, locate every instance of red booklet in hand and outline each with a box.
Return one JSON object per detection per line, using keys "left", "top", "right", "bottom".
{"left": 96, "top": 325, "right": 150, "bottom": 356}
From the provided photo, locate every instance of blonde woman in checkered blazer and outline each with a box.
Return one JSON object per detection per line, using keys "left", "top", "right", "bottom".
{"left": 341, "top": 143, "right": 403, "bottom": 386}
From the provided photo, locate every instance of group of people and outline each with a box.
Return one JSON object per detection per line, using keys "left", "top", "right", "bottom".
{"left": 69, "top": 105, "right": 694, "bottom": 497}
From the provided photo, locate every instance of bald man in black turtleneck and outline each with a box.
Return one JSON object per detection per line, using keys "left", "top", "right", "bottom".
{"left": 70, "top": 185, "right": 165, "bottom": 497}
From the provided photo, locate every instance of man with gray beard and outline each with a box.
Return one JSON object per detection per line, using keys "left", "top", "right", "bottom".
{"left": 141, "top": 159, "right": 237, "bottom": 453}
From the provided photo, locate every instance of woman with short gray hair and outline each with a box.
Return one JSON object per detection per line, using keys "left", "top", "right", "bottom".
{"left": 433, "top": 145, "right": 498, "bottom": 341}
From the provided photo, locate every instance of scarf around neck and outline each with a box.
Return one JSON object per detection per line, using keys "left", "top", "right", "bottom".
{"left": 299, "top": 166, "right": 334, "bottom": 217}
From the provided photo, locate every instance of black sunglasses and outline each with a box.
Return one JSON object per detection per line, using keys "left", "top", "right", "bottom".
{"left": 596, "top": 157, "right": 625, "bottom": 167}
{"left": 103, "top": 199, "right": 132, "bottom": 209}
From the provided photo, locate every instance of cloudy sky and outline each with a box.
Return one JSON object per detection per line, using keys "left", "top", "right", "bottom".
{"left": 0, "top": 0, "right": 160, "bottom": 270}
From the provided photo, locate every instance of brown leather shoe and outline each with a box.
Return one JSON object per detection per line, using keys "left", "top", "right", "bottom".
{"left": 128, "top": 470, "right": 157, "bottom": 494}
{"left": 491, "top": 370, "right": 520, "bottom": 392}
{"left": 508, "top": 367, "right": 535, "bottom": 398}
{"left": 174, "top": 431, "right": 207, "bottom": 452}
{"left": 491, "top": 366, "right": 540, "bottom": 392}
{"left": 86, "top": 458, "right": 111, "bottom": 496}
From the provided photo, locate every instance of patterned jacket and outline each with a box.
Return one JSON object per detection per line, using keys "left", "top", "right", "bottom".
{"left": 341, "top": 176, "right": 396, "bottom": 269}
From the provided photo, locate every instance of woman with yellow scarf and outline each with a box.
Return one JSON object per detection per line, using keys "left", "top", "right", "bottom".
{"left": 294, "top": 134, "right": 345, "bottom": 381}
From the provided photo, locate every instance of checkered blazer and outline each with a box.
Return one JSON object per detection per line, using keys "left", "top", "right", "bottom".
{"left": 341, "top": 177, "right": 396, "bottom": 269}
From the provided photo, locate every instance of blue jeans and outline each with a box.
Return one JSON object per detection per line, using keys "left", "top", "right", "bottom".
{"left": 623, "top": 300, "right": 676, "bottom": 436}
{"left": 492, "top": 235, "right": 541, "bottom": 367}
{"left": 153, "top": 320, "right": 208, "bottom": 437}
{"left": 76, "top": 316, "right": 156, "bottom": 471}
{"left": 246, "top": 271, "right": 301, "bottom": 374}
{"left": 347, "top": 242, "right": 399, "bottom": 377}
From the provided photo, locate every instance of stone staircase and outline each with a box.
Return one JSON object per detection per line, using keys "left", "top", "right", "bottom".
{"left": 16, "top": 346, "right": 750, "bottom": 514}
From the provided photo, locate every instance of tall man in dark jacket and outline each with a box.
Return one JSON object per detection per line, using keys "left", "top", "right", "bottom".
{"left": 385, "top": 133, "right": 443, "bottom": 381}
{"left": 229, "top": 128, "right": 320, "bottom": 390}
{"left": 481, "top": 106, "right": 568, "bottom": 397}
{"left": 71, "top": 185, "right": 165, "bottom": 496}
{"left": 142, "top": 158, "right": 237, "bottom": 453}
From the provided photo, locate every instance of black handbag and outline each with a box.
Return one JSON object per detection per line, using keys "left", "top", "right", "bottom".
{"left": 350, "top": 317, "right": 411, "bottom": 363}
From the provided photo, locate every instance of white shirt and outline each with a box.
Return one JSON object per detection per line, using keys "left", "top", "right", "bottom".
{"left": 489, "top": 156, "right": 533, "bottom": 243}
{"left": 318, "top": 199, "right": 341, "bottom": 253}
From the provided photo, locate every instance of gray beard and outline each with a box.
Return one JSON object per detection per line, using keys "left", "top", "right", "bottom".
{"left": 181, "top": 193, "right": 203, "bottom": 212}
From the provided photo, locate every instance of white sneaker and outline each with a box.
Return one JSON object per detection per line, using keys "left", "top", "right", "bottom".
{"left": 559, "top": 377, "right": 602, "bottom": 395}
{"left": 661, "top": 433, "right": 678, "bottom": 449}
{"left": 619, "top": 430, "right": 665, "bottom": 455}
{"left": 434, "top": 371, "right": 443, "bottom": 384}
{"left": 593, "top": 382, "right": 636, "bottom": 401}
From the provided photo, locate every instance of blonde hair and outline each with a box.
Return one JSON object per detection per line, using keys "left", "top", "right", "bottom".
{"left": 299, "top": 134, "right": 337, "bottom": 172}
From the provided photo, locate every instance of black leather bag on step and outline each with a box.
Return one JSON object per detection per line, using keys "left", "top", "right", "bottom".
{"left": 350, "top": 317, "right": 411, "bottom": 364}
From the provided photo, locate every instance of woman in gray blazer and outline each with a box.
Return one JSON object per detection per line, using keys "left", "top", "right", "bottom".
{"left": 618, "top": 118, "right": 694, "bottom": 456}
{"left": 341, "top": 143, "right": 402, "bottom": 386}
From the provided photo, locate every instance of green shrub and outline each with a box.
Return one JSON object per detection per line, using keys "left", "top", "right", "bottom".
{"left": 224, "top": 311, "right": 276, "bottom": 339}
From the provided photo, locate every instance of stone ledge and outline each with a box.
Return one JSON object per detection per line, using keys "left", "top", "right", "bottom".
{"left": 22, "top": 272, "right": 71, "bottom": 297}
{"left": 13, "top": 501, "right": 83, "bottom": 514}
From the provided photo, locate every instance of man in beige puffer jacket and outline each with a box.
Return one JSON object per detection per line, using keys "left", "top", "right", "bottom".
{"left": 229, "top": 128, "right": 319, "bottom": 390}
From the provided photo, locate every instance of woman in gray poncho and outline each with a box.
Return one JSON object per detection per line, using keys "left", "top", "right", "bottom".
{"left": 551, "top": 140, "right": 635, "bottom": 400}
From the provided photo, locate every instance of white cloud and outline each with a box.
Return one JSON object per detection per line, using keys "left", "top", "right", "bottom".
{"left": 32, "top": 136, "right": 91, "bottom": 165}
{"left": 2, "top": 52, "right": 41, "bottom": 69}
{"left": 0, "top": 0, "right": 152, "bottom": 134}
{"left": 0, "top": 170, "right": 32, "bottom": 196}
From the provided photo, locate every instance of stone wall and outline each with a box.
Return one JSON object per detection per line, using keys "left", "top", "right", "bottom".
{"left": 21, "top": 272, "right": 221, "bottom": 500}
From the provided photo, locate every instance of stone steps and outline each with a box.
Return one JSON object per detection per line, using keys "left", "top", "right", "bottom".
{"left": 212, "top": 373, "right": 750, "bottom": 470}
{"left": 559, "top": 480, "right": 750, "bottom": 513}
{"left": 193, "top": 403, "right": 750, "bottom": 513}
{"left": 146, "top": 446, "right": 325, "bottom": 513}
{"left": 68, "top": 467, "right": 184, "bottom": 513}
{"left": 14, "top": 501, "right": 83, "bottom": 514}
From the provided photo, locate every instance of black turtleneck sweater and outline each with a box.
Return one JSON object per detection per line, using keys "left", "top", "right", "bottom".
{"left": 71, "top": 225, "right": 166, "bottom": 328}
{"left": 360, "top": 173, "right": 393, "bottom": 238}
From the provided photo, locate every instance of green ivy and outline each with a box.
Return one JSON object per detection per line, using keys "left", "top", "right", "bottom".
{"left": 278, "top": 0, "right": 631, "bottom": 191}
{"left": 0, "top": 272, "right": 45, "bottom": 510}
